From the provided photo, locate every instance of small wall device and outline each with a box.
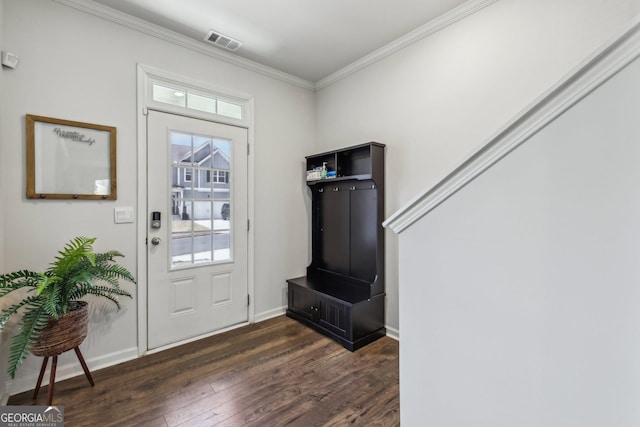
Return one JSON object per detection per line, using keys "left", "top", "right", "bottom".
{"left": 1, "top": 51, "right": 19, "bottom": 69}
{"left": 151, "top": 211, "right": 161, "bottom": 229}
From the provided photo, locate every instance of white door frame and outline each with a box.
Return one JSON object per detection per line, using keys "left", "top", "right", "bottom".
{"left": 136, "top": 64, "right": 255, "bottom": 355}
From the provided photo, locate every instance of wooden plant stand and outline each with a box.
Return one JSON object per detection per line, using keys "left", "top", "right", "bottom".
{"left": 30, "top": 301, "right": 95, "bottom": 405}
{"left": 33, "top": 347, "right": 95, "bottom": 405}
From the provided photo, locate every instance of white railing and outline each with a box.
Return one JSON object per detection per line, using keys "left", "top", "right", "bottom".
{"left": 383, "top": 17, "right": 640, "bottom": 235}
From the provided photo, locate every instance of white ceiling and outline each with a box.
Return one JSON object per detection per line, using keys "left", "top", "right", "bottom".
{"left": 89, "top": 0, "right": 478, "bottom": 83}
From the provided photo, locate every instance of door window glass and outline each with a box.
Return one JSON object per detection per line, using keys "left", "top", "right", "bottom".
{"left": 170, "top": 131, "right": 231, "bottom": 267}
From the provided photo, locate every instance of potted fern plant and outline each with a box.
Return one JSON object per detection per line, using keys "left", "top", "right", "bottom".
{"left": 0, "top": 236, "right": 135, "bottom": 379}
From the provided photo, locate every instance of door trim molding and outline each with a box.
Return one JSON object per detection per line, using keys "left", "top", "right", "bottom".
{"left": 136, "top": 64, "right": 256, "bottom": 356}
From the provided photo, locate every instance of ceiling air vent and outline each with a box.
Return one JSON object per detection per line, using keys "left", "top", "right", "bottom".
{"left": 204, "top": 29, "right": 243, "bottom": 52}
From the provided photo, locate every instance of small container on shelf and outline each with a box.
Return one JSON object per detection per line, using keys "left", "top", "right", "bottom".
{"left": 307, "top": 164, "right": 337, "bottom": 181}
{"left": 306, "top": 167, "right": 323, "bottom": 181}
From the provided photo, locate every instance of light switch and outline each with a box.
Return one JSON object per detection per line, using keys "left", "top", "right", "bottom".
{"left": 114, "top": 206, "right": 134, "bottom": 224}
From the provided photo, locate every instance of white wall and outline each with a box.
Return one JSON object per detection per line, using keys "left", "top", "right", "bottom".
{"left": 316, "top": 0, "right": 640, "bottom": 335}
{"left": 400, "top": 54, "right": 640, "bottom": 426}
{"left": 0, "top": 0, "right": 315, "bottom": 394}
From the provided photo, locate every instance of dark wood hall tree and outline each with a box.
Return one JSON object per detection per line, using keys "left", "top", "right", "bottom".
{"left": 287, "top": 142, "right": 385, "bottom": 350}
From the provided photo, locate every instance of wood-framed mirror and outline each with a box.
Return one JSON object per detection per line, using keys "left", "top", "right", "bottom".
{"left": 26, "top": 114, "right": 117, "bottom": 200}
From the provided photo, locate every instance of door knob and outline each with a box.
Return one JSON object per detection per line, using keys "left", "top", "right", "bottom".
{"left": 151, "top": 237, "right": 161, "bottom": 245}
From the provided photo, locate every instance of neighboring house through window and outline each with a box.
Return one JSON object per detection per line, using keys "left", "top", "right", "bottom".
{"left": 171, "top": 137, "right": 231, "bottom": 220}
{"left": 213, "top": 170, "right": 229, "bottom": 183}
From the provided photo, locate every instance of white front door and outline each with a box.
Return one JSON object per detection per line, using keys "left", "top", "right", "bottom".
{"left": 147, "top": 110, "right": 248, "bottom": 349}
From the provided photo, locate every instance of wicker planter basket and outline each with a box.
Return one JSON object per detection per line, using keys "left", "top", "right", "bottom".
{"left": 31, "top": 301, "right": 89, "bottom": 357}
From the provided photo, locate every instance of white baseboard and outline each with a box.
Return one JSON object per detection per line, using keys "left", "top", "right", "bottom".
{"left": 386, "top": 325, "right": 399, "bottom": 341}
{"left": 255, "top": 306, "right": 286, "bottom": 323}
{"left": 8, "top": 346, "right": 138, "bottom": 396}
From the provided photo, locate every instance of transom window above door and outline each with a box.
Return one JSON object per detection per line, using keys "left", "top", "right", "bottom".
{"left": 151, "top": 82, "right": 243, "bottom": 120}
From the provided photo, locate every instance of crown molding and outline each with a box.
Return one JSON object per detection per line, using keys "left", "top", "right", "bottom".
{"left": 54, "top": 0, "right": 496, "bottom": 91}
{"left": 52, "top": 0, "right": 315, "bottom": 91}
{"left": 315, "top": 0, "right": 498, "bottom": 90}
{"left": 383, "top": 17, "right": 640, "bottom": 234}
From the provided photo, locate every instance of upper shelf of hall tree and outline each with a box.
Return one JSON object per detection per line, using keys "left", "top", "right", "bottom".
{"left": 305, "top": 142, "right": 385, "bottom": 185}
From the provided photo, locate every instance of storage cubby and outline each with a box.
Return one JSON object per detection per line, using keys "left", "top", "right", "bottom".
{"left": 287, "top": 142, "right": 385, "bottom": 351}
{"left": 306, "top": 153, "right": 337, "bottom": 178}
{"left": 338, "top": 144, "right": 371, "bottom": 177}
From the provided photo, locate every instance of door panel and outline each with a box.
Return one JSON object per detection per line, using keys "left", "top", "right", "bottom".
{"left": 319, "top": 189, "right": 349, "bottom": 274}
{"left": 288, "top": 284, "right": 315, "bottom": 322}
{"left": 318, "top": 297, "right": 349, "bottom": 338}
{"left": 350, "top": 188, "right": 377, "bottom": 281}
{"left": 147, "top": 110, "right": 248, "bottom": 349}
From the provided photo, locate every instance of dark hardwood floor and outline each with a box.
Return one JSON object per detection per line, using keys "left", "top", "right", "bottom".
{"left": 8, "top": 315, "right": 399, "bottom": 426}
